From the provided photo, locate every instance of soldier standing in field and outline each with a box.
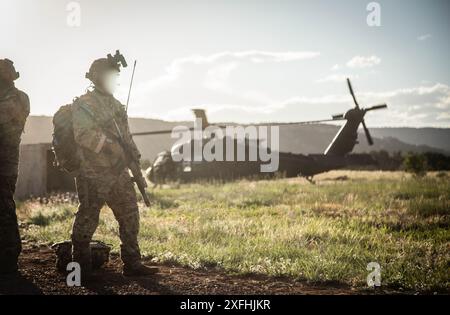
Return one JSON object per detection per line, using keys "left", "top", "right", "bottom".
{"left": 0, "top": 59, "right": 30, "bottom": 275}
{"left": 70, "top": 52, "right": 158, "bottom": 277}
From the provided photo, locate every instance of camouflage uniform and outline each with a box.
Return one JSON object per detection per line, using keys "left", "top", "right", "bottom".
{"left": 71, "top": 87, "right": 143, "bottom": 270}
{"left": 0, "top": 61, "right": 30, "bottom": 273}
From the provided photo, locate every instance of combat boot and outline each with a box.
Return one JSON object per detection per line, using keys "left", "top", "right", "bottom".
{"left": 0, "top": 248, "right": 20, "bottom": 276}
{"left": 72, "top": 241, "right": 93, "bottom": 278}
{"left": 0, "top": 263, "right": 19, "bottom": 277}
{"left": 123, "top": 262, "right": 159, "bottom": 277}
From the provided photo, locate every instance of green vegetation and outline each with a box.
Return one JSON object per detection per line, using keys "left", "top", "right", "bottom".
{"left": 364, "top": 150, "right": 450, "bottom": 172}
{"left": 403, "top": 153, "right": 428, "bottom": 176}
{"left": 17, "top": 171, "right": 449, "bottom": 292}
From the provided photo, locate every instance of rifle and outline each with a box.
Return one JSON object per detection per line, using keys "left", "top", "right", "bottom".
{"left": 78, "top": 103, "right": 151, "bottom": 207}
{"left": 110, "top": 118, "right": 151, "bottom": 207}
{"left": 119, "top": 59, "right": 150, "bottom": 206}
{"left": 80, "top": 52, "right": 150, "bottom": 206}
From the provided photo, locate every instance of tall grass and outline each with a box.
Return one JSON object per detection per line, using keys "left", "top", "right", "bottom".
{"left": 18, "top": 171, "right": 449, "bottom": 292}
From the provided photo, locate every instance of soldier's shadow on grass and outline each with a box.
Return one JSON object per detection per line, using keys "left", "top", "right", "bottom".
{"left": 83, "top": 270, "right": 174, "bottom": 295}
{"left": 0, "top": 273, "right": 43, "bottom": 295}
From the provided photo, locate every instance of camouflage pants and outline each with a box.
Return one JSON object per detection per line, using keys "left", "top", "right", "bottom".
{"left": 0, "top": 175, "right": 21, "bottom": 272}
{"left": 72, "top": 170, "right": 141, "bottom": 267}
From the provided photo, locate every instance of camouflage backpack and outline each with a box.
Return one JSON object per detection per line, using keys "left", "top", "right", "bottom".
{"left": 51, "top": 240, "right": 111, "bottom": 272}
{"left": 52, "top": 104, "right": 80, "bottom": 174}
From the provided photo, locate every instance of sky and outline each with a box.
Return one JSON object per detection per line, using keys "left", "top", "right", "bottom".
{"left": 2, "top": 0, "right": 449, "bottom": 127}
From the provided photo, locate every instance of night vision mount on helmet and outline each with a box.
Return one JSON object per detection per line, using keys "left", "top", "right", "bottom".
{"left": 85, "top": 50, "right": 128, "bottom": 83}
{"left": 107, "top": 50, "right": 128, "bottom": 68}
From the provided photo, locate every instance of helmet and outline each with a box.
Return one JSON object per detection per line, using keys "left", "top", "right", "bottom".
{"left": 85, "top": 58, "right": 119, "bottom": 85}
{"left": 85, "top": 50, "right": 127, "bottom": 85}
{"left": 0, "top": 59, "right": 20, "bottom": 82}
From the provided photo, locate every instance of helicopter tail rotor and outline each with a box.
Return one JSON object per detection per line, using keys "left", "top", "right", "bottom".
{"left": 361, "top": 119, "right": 373, "bottom": 145}
{"left": 192, "top": 109, "right": 209, "bottom": 128}
{"left": 365, "top": 104, "right": 388, "bottom": 112}
{"left": 347, "top": 78, "right": 360, "bottom": 109}
{"left": 345, "top": 78, "right": 389, "bottom": 146}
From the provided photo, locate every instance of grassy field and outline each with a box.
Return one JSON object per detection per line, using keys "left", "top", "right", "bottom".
{"left": 17, "top": 171, "right": 450, "bottom": 293}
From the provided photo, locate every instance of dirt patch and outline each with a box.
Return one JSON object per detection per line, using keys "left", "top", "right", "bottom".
{"left": 0, "top": 244, "right": 393, "bottom": 295}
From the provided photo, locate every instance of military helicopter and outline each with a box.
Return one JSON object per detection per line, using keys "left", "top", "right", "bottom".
{"left": 132, "top": 79, "right": 387, "bottom": 185}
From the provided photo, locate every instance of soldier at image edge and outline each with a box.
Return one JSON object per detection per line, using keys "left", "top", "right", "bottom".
{"left": 0, "top": 59, "right": 30, "bottom": 276}
{"left": 68, "top": 51, "right": 159, "bottom": 278}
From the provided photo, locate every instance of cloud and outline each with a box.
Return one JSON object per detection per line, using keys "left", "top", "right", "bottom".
{"left": 121, "top": 51, "right": 449, "bottom": 127}
{"left": 417, "top": 34, "right": 432, "bottom": 41}
{"left": 346, "top": 55, "right": 381, "bottom": 68}
{"left": 123, "top": 50, "right": 320, "bottom": 118}
{"left": 166, "top": 50, "right": 320, "bottom": 75}
{"left": 129, "top": 50, "right": 320, "bottom": 95}
{"left": 331, "top": 64, "right": 341, "bottom": 71}
{"left": 158, "top": 82, "right": 449, "bottom": 126}
{"left": 192, "top": 83, "right": 450, "bottom": 126}
{"left": 165, "top": 51, "right": 320, "bottom": 75}
{"left": 349, "top": 83, "right": 450, "bottom": 126}
{"left": 360, "top": 83, "right": 450, "bottom": 109}
{"left": 317, "top": 56, "right": 380, "bottom": 85}
{"left": 204, "top": 62, "right": 238, "bottom": 93}
{"left": 316, "top": 74, "right": 358, "bottom": 83}
{"left": 437, "top": 112, "right": 450, "bottom": 120}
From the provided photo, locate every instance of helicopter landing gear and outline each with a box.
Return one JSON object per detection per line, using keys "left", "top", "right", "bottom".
{"left": 299, "top": 173, "right": 315, "bottom": 184}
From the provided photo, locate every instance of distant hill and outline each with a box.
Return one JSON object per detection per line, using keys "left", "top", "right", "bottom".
{"left": 22, "top": 116, "right": 449, "bottom": 162}
{"left": 369, "top": 128, "right": 450, "bottom": 152}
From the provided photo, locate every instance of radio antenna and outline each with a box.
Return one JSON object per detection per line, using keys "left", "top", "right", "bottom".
{"left": 125, "top": 60, "right": 137, "bottom": 113}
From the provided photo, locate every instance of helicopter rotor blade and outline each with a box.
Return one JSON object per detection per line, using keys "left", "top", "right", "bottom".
{"left": 131, "top": 128, "right": 193, "bottom": 136}
{"left": 347, "top": 78, "right": 360, "bottom": 109}
{"left": 262, "top": 117, "right": 346, "bottom": 126}
{"left": 361, "top": 119, "right": 374, "bottom": 145}
{"left": 131, "top": 117, "right": 349, "bottom": 136}
{"left": 131, "top": 107, "right": 350, "bottom": 137}
{"left": 332, "top": 113, "right": 344, "bottom": 120}
{"left": 365, "top": 104, "right": 388, "bottom": 112}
